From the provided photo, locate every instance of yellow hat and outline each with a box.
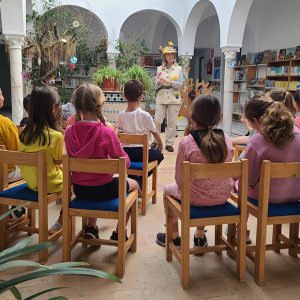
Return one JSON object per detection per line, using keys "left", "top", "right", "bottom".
{"left": 161, "top": 41, "right": 177, "bottom": 55}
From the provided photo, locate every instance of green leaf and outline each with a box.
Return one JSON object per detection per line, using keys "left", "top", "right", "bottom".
{"left": 0, "top": 267, "right": 120, "bottom": 294}
{"left": 0, "top": 242, "right": 53, "bottom": 264}
{"left": 0, "top": 202, "right": 30, "bottom": 221}
{"left": 9, "top": 286, "right": 22, "bottom": 300}
{"left": 47, "top": 262, "right": 89, "bottom": 269}
{"left": 0, "top": 260, "right": 48, "bottom": 272}
{"left": 0, "top": 237, "right": 33, "bottom": 258}
{"left": 24, "top": 287, "right": 67, "bottom": 300}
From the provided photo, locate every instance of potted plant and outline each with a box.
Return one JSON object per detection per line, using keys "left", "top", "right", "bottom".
{"left": 92, "top": 66, "right": 120, "bottom": 91}
{"left": 121, "top": 64, "right": 153, "bottom": 91}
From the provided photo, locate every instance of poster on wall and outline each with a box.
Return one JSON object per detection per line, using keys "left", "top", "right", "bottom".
{"left": 213, "top": 56, "right": 221, "bottom": 80}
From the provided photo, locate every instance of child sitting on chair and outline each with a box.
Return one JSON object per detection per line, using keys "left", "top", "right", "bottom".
{"left": 156, "top": 95, "right": 234, "bottom": 248}
{"left": 19, "top": 86, "right": 64, "bottom": 232}
{"left": 64, "top": 83, "right": 138, "bottom": 240}
{"left": 117, "top": 80, "right": 164, "bottom": 188}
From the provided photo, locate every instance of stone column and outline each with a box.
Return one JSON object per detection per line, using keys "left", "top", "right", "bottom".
{"left": 6, "top": 35, "right": 24, "bottom": 124}
{"left": 221, "top": 46, "right": 240, "bottom": 135}
{"left": 179, "top": 54, "right": 193, "bottom": 79}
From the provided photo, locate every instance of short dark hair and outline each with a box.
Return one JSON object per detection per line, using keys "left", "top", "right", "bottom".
{"left": 124, "top": 80, "right": 143, "bottom": 102}
{"left": 23, "top": 94, "right": 31, "bottom": 113}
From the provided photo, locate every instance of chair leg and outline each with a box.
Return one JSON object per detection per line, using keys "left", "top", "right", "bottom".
{"left": 255, "top": 222, "right": 267, "bottom": 285}
{"left": 62, "top": 209, "right": 72, "bottom": 262}
{"left": 272, "top": 224, "right": 282, "bottom": 254}
{"left": 141, "top": 175, "right": 148, "bottom": 216}
{"left": 289, "top": 223, "right": 299, "bottom": 258}
{"left": 27, "top": 208, "right": 36, "bottom": 236}
{"left": 166, "top": 205, "right": 173, "bottom": 262}
{"left": 215, "top": 224, "right": 223, "bottom": 256}
{"left": 82, "top": 217, "right": 88, "bottom": 248}
{"left": 130, "top": 200, "right": 137, "bottom": 253}
{"left": 227, "top": 224, "right": 236, "bottom": 259}
{"left": 181, "top": 221, "right": 190, "bottom": 289}
{"left": 117, "top": 214, "right": 126, "bottom": 278}
{"left": 237, "top": 222, "right": 246, "bottom": 282}
{"left": 0, "top": 204, "right": 6, "bottom": 251}
{"left": 152, "top": 166, "right": 157, "bottom": 204}
{"left": 38, "top": 204, "right": 48, "bottom": 263}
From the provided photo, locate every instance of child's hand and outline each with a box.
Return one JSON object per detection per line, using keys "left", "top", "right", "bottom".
{"left": 158, "top": 142, "right": 163, "bottom": 152}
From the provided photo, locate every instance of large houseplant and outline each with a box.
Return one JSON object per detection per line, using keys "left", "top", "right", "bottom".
{"left": 92, "top": 66, "right": 120, "bottom": 91}
{"left": 0, "top": 205, "right": 120, "bottom": 299}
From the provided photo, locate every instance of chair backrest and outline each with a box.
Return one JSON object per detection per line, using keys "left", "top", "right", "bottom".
{"left": 181, "top": 160, "right": 248, "bottom": 219}
{"left": 117, "top": 133, "right": 149, "bottom": 166}
{"left": 233, "top": 145, "right": 246, "bottom": 161}
{"left": 62, "top": 155, "right": 127, "bottom": 211}
{"left": 258, "top": 160, "right": 300, "bottom": 212}
{"left": 0, "top": 145, "right": 8, "bottom": 187}
{"left": 0, "top": 149, "right": 47, "bottom": 198}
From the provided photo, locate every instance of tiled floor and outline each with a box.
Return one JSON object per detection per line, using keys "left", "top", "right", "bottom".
{"left": 1, "top": 131, "right": 300, "bottom": 300}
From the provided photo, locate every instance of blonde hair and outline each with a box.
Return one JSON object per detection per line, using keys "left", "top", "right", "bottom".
{"left": 266, "top": 88, "right": 296, "bottom": 115}
{"left": 245, "top": 94, "right": 294, "bottom": 148}
{"left": 72, "top": 83, "right": 106, "bottom": 123}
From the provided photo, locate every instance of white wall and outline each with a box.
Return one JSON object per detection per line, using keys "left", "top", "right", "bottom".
{"left": 242, "top": 0, "right": 300, "bottom": 53}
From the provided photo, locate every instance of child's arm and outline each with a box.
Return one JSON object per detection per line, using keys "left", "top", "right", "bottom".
{"left": 243, "top": 146, "right": 261, "bottom": 186}
{"left": 3, "top": 122, "right": 19, "bottom": 151}
{"left": 174, "top": 141, "right": 185, "bottom": 189}
{"left": 151, "top": 131, "right": 163, "bottom": 151}
{"left": 231, "top": 135, "right": 249, "bottom": 146}
{"left": 53, "top": 132, "right": 64, "bottom": 169}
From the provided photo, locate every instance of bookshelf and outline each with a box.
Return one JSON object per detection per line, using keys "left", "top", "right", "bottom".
{"left": 232, "top": 64, "right": 266, "bottom": 118}
{"left": 265, "top": 59, "right": 300, "bottom": 92}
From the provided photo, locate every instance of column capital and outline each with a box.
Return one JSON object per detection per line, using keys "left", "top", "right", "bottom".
{"left": 179, "top": 54, "right": 193, "bottom": 67}
{"left": 6, "top": 35, "right": 24, "bottom": 49}
{"left": 221, "top": 46, "right": 240, "bottom": 60}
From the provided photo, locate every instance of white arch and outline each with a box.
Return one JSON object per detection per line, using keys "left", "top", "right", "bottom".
{"left": 119, "top": 9, "right": 182, "bottom": 48}
{"left": 226, "top": 0, "right": 254, "bottom": 47}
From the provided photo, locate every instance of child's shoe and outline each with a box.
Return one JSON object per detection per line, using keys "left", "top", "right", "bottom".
{"left": 48, "top": 220, "right": 62, "bottom": 234}
{"left": 110, "top": 230, "right": 128, "bottom": 241}
{"left": 194, "top": 234, "right": 208, "bottom": 247}
{"left": 156, "top": 232, "right": 181, "bottom": 247}
{"left": 83, "top": 225, "right": 99, "bottom": 239}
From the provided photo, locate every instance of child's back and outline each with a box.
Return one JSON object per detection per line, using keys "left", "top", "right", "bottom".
{"left": 65, "top": 120, "right": 129, "bottom": 186}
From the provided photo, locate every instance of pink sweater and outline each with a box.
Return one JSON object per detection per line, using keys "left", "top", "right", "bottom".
{"left": 166, "top": 134, "right": 234, "bottom": 206}
{"left": 65, "top": 121, "right": 130, "bottom": 186}
{"left": 244, "top": 128, "right": 300, "bottom": 203}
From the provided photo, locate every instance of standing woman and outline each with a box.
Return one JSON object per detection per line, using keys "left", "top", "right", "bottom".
{"left": 154, "top": 41, "right": 184, "bottom": 152}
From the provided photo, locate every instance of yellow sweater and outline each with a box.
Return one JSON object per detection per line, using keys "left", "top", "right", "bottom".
{"left": 0, "top": 114, "right": 19, "bottom": 172}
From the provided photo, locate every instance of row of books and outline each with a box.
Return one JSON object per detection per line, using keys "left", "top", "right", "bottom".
{"left": 235, "top": 71, "right": 247, "bottom": 81}
{"left": 267, "top": 66, "right": 289, "bottom": 76}
{"left": 248, "top": 78, "right": 264, "bottom": 87}
{"left": 233, "top": 82, "right": 247, "bottom": 92}
{"left": 265, "top": 80, "right": 289, "bottom": 89}
{"left": 236, "top": 46, "right": 300, "bottom": 66}
{"left": 289, "top": 81, "right": 300, "bottom": 90}
{"left": 290, "top": 66, "right": 300, "bottom": 76}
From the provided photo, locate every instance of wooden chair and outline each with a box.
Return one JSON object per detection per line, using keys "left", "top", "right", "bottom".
{"left": 117, "top": 133, "right": 158, "bottom": 216}
{"left": 245, "top": 160, "right": 300, "bottom": 285}
{"left": 62, "top": 156, "right": 138, "bottom": 277}
{"left": 233, "top": 145, "right": 246, "bottom": 161}
{"left": 0, "top": 149, "right": 62, "bottom": 261}
{"left": 166, "top": 160, "right": 248, "bottom": 289}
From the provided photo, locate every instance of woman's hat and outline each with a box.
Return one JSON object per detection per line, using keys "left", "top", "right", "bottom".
{"left": 160, "top": 41, "right": 177, "bottom": 55}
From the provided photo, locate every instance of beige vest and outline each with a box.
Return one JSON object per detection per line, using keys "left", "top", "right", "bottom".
{"left": 156, "top": 65, "right": 182, "bottom": 105}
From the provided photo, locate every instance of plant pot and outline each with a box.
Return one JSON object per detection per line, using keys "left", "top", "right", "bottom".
{"left": 102, "top": 78, "right": 117, "bottom": 91}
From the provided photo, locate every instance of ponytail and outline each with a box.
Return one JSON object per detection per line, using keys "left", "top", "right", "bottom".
{"left": 201, "top": 128, "right": 228, "bottom": 163}
{"left": 267, "top": 88, "right": 296, "bottom": 115}
{"left": 191, "top": 95, "right": 228, "bottom": 163}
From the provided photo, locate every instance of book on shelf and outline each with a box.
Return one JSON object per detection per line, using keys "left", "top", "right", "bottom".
{"left": 247, "top": 89, "right": 264, "bottom": 99}
{"left": 267, "top": 66, "right": 289, "bottom": 76}
{"left": 294, "top": 46, "right": 300, "bottom": 59}
{"left": 278, "top": 49, "right": 286, "bottom": 60}
{"left": 265, "top": 80, "right": 289, "bottom": 89}
{"left": 285, "top": 47, "right": 296, "bottom": 60}
{"left": 263, "top": 50, "right": 272, "bottom": 63}
{"left": 289, "top": 81, "right": 300, "bottom": 90}
{"left": 270, "top": 50, "right": 278, "bottom": 61}
{"left": 233, "top": 82, "right": 247, "bottom": 91}
{"left": 255, "top": 52, "right": 264, "bottom": 64}
{"left": 249, "top": 53, "right": 257, "bottom": 65}
{"left": 291, "top": 66, "right": 300, "bottom": 75}
{"left": 248, "top": 78, "right": 264, "bottom": 87}
{"left": 235, "top": 71, "right": 247, "bottom": 81}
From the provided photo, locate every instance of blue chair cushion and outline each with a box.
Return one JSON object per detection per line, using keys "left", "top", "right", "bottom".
{"left": 129, "top": 161, "right": 143, "bottom": 170}
{"left": 0, "top": 183, "right": 38, "bottom": 202}
{"left": 69, "top": 197, "right": 122, "bottom": 211}
{"left": 248, "top": 198, "right": 300, "bottom": 217}
{"left": 176, "top": 200, "right": 240, "bottom": 219}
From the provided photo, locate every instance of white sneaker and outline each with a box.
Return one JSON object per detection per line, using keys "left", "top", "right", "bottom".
{"left": 49, "top": 220, "right": 62, "bottom": 234}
